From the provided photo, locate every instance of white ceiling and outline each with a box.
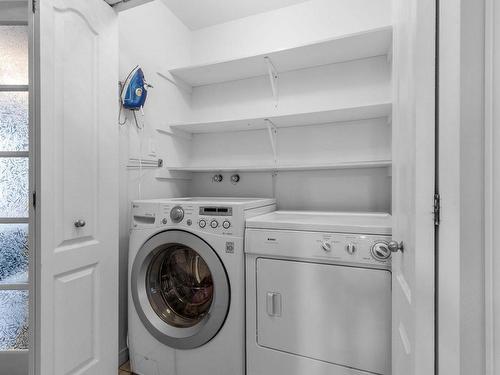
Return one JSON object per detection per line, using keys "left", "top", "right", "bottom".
{"left": 161, "top": 0, "right": 310, "bottom": 30}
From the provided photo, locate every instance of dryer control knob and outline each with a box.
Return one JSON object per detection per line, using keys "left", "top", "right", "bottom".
{"left": 222, "top": 220, "right": 231, "bottom": 229}
{"left": 321, "top": 241, "right": 332, "bottom": 252}
{"left": 199, "top": 219, "right": 206, "bottom": 228}
{"left": 371, "top": 242, "right": 391, "bottom": 260}
{"left": 170, "top": 206, "right": 184, "bottom": 223}
{"left": 346, "top": 243, "right": 356, "bottom": 255}
{"left": 210, "top": 220, "right": 219, "bottom": 228}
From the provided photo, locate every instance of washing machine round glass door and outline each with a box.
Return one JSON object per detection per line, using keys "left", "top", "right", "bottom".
{"left": 131, "top": 230, "right": 230, "bottom": 349}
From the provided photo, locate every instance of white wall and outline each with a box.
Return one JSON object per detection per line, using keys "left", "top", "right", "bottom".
{"left": 185, "top": 0, "right": 392, "bottom": 213}
{"left": 439, "top": 0, "right": 486, "bottom": 374}
{"left": 188, "top": 118, "right": 392, "bottom": 212}
{"left": 117, "top": 0, "right": 191, "bottom": 363}
{"left": 190, "top": 0, "right": 392, "bottom": 64}
{"left": 188, "top": 56, "right": 391, "bottom": 122}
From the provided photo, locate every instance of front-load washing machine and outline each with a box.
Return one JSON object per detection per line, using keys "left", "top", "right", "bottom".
{"left": 128, "top": 197, "right": 276, "bottom": 375}
{"left": 245, "top": 211, "right": 392, "bottom": 375}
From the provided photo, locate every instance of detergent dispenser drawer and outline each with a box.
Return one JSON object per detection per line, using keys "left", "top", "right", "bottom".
{"left": 256, "top": 258, "right": 391, "bottom": 375}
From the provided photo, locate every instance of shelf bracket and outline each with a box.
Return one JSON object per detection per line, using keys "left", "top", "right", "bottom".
{"left": 386, "top": 114, "right": 392, "bottom": 126}
{"left": 265, "top": 118, "right": 278, "bottom": 164}
{"left": 157, "top": 71, "right": 193, "bottom": 95}
{"left": 264, "top": 56, "right": 279, "bottom": 107}
{"left": 387, "top": 43, "right": 393, "bottom": 65}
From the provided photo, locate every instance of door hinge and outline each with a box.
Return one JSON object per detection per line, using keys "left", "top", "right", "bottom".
{"left": 32, "top": 0, "right": 36, "bottom": 13}
{"left": 32, "top": 191, "right": 36, "bottom": 209}
{"left": 433, "top": 193, "right": 440, "bottom": 226}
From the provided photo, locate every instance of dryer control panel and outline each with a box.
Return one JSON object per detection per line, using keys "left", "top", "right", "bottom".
{"left": 245, "top": 229, "right": 392, "bottom": 269}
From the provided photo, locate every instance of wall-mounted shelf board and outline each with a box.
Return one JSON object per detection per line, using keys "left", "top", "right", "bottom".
{"left": 155, "top": 169, "right": 193, "bottom": 181}
{"left": 167, "top": 160, "right": 392, "bottom": 173}
{"left": 169, "top": 103, "right": 392, "bottom": 134}
{"left": 156, "top": 127, "right": 193, "bottom": 140}
{"left": 169, "top": 26, "right": 393, "bottom": 87}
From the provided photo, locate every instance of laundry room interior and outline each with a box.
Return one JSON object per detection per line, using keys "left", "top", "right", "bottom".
{"left": 0, "top": 0, "right": 493, "bottom": 374}
{"left": 114, "top": 0, "right": 393, "bottom": 374}
{"left": 118, "top": 0, "right": 393, "bottom": 371}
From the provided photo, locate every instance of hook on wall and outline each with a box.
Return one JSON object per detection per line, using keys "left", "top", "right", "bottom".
{"left": 231, "top": 174, "right": 240, "bottom": 185}
{"left": 212, "top": 174, "right": 223, "bottom": 183}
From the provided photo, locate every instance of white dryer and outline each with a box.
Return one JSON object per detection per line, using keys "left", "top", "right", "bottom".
{"left": 245, "top": 211, "right": 392, "bottom": 375}
{"left": 128, "top": 197, "right": 276, "bottom": 375}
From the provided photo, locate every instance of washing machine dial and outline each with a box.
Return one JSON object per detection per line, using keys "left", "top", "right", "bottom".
{"left": 371, "top": 241, "right": 391, "bottom": 260}
{"left": 346, "top": 243, "right": 356, "bottom": 255}
{"left": 170, "top": 206, "right": 184, "bottom": 223}
{"left": 222, "top": 220, "right": 231, "bottom": 229}
{"left": 321, "top": 241, "right": 332, "bottom": 252}
{"left": 199, "top": 219, "right": 206, "bottom": 228}
{"left": 210, "top": 220, "right": 219, "bottom": 228}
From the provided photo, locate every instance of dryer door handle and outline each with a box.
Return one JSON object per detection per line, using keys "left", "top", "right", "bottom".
{"left": 266, "top": 292, "right": 282, "bottom": 317}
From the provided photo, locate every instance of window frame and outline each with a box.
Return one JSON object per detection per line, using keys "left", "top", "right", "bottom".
{"left": 0, "top": 20, "right": 31, "bottom": 356}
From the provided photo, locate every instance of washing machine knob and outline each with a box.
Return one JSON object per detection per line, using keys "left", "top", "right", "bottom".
{"left": 170, "top": 206, "right": 184, "bottom": 223}
{"left": 222, "top": 220, "right": 231, "bottom": 229}
{"left": 371, "top": 241, "right": 391, "bottom": 260}
{"left": 321, "top": 241, "right": 332, "bottom": 252}
{"left": 346, "top": 243, "right": 356, "bottom": 255}
{"left": 210, "top": 220, "right": 219, "bottom": 228}
{"left": 199, "top": 219, "right": 206, "bottom": 228}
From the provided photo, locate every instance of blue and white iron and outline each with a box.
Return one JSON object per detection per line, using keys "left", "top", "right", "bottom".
{"left": 121, "top": 66, "right": 150, "bottom": 110}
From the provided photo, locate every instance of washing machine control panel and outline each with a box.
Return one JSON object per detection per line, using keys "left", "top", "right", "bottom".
{"left": 246, "top": 229, "right": 392, "bottom": 269}
{"left": 130, "top": 202, "right": 239, "bottom": 235}
{"left": 169, "top": 206, "right": 184, "bottom": 223}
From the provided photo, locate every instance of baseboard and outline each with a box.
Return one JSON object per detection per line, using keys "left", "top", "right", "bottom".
{"left": 119, "top": 347, "right": 129, "bottom": 366}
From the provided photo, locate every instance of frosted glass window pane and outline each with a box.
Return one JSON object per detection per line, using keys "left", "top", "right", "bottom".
{"left": 0, "top": 158, "right": 28, "bottom": 218}
{"left": 0, "top": 290, "right": 28, "bottom": 350}
{"left": 0, "top": 224, "right": 28, "bottom": 284}
{"left": 0, "top": 26, "right": 28, "bottom": 85}
{"left": 0, "top": 92, "right": 28, "bottom": 151}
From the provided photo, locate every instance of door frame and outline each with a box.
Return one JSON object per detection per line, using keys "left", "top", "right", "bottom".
{"left": 31, "top": 0, "right": 39, "bottom": 372}
{"left": 438, "top": 0, "right": 487, "bottom": 373}
{"left": 485, "top": 0, "right": 500, "bottom": 372}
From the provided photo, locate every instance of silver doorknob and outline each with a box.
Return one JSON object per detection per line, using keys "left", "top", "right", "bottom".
{"left": 74, "top": 219, "right": 86, "bottom": 228}
{"left": 388, "top": 240, "right": 404, "bottom": 253}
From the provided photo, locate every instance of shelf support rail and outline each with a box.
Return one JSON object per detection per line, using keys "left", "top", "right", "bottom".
{"left": 264, "top": 56, "right": 279, "bottom": 107}
{"left": 387, "top": 43, "right": 393, "bottom": 64}
{"left": 265, "top": 118, "right": 278, "bottom": 165}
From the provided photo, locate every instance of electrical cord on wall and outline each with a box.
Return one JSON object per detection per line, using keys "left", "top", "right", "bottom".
{"left": 136, "top": 108, "right": 145, "bottom": 199}
{"left": 119, "top": 66, "right": 151, "bottom": 200}
{"left": 119, "top": 106, "right": 147, "bottom": 200}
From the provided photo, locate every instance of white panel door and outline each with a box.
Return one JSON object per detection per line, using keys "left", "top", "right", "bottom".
{"left": 36, "top": 1, "right": 118, "bottom": 374}
{"left": 391, "top": 0, "right": 435, "bottom": 374}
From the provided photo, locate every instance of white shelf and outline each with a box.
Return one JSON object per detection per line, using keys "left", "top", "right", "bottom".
{"left": 169, "top": 103, "right": 392, "bottom": 134}
{"left": 155, "top": 169, "right": 193, "bottom": 181}
{"left": 169, "top": 26, "right": 392, "bottom": 87}
{"left": 167, "top": 160, "right": 392, "bottom": 173}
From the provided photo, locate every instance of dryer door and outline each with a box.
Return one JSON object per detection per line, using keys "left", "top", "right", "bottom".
{"left": 131, "top": 230, "right": 230, "bottom": 349}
